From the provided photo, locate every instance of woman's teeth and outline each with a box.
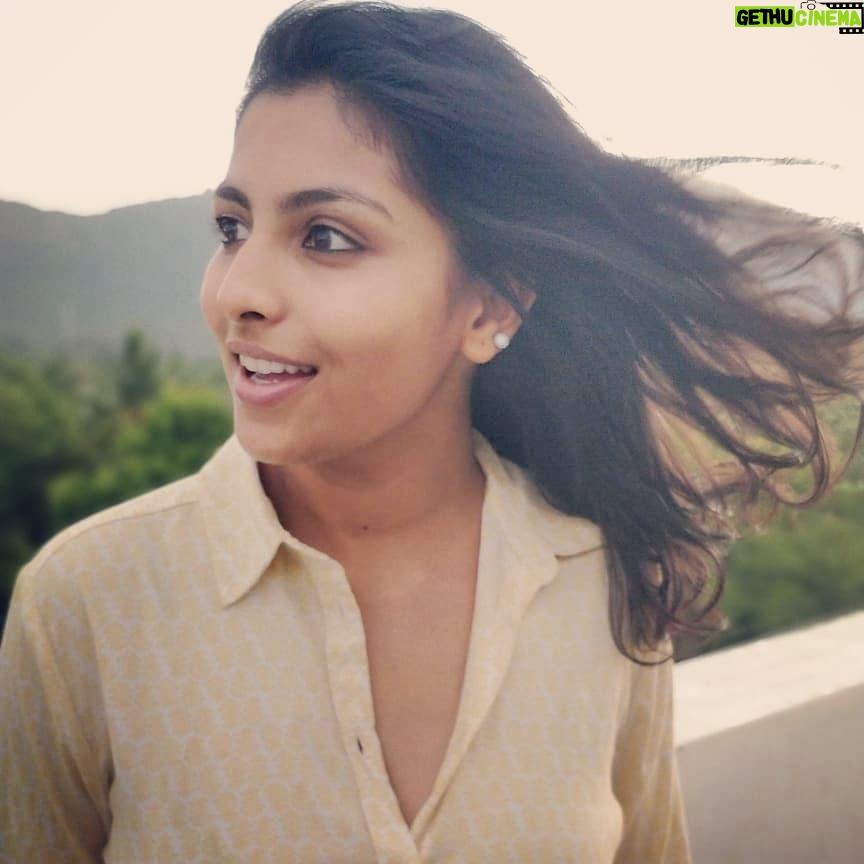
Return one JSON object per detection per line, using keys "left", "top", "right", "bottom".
{"left": 238, "top": 354, "right": 316, "bottom": 375}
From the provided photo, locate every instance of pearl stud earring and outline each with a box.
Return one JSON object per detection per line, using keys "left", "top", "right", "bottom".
{"left": 493, "top": 332, "right": 510, "bottom": 351}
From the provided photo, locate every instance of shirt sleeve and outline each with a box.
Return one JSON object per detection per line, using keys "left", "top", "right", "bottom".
{"left": 612, "top": 651, "right": 692, "bottom": 864}
{"left": 0, "top": 557, "right": 112, "bottom": 864}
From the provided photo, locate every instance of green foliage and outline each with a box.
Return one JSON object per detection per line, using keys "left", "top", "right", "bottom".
{"left": 0, "top": 337, "right": 230, "bottom": 628}
{"left": 49, "top": 386, "right": 232, "bottom": 526}
{"left": 823, "top": 397, "right": 864, "bottom": 485}
{"left": 116, "top": 329, "right": 161, "bottom": 409}
{"left": 677, "top": 395, "right": 864, "bottom": 657}
{"left": 0, "top": 354, "right": 85, "bottom": 608}
{"left": 703, "top": 486, "right": 864, "bottom": 652}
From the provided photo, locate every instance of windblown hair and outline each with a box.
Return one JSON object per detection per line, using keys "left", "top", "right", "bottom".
{"left": 240, "top": 0, "right": 864, "bottom": 659}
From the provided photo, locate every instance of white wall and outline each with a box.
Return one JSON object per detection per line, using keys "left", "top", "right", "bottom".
{"left": 675, "top": 612, "right": 864, "bottom": 864}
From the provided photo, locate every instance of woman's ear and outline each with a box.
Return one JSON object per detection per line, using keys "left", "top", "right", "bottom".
{"left": 461, "top": 280, "right": 536, "bottom": 365}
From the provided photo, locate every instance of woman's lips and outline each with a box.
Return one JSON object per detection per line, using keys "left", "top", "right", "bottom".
{"left": 237, "top": 352, "right": 316, "bottom": 376}
{"left": 230, "top": 356, "right": 317, "bottom": 407}
{"left": 226, "top": 339, "right": 316, "bottom": 370}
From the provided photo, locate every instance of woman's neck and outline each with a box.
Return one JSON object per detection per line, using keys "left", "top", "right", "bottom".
{"left": 259, "top": 418, "right": 485, "bottom": 562}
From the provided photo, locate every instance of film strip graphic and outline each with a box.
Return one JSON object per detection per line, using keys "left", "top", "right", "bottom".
{"left": 818, "top": 1, "right": 864, "bottom": 33}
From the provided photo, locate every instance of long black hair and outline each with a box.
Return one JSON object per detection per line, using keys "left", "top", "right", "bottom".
{"left": 239, "top": 0, "right": 864, "bottom": 658}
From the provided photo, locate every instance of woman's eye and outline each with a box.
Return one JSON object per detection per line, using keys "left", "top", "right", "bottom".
{"left": 302, "top": 224, "right": 361, "bottom": 253}
{"left": 213, "top": 215, "right": 249, "bottom": 246}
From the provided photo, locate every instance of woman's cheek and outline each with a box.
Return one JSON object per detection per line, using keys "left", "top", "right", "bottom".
{"left": 199, "top": 256, "right": 226, "bottom": 334}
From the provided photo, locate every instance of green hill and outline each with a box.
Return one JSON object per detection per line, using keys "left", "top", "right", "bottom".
{"left": 0, "top": 195, "right": 216, "bottom": 357}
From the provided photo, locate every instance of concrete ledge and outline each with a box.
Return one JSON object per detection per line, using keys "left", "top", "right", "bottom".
{"left": 675, "top": 612, "right": 864, "bottom": 864}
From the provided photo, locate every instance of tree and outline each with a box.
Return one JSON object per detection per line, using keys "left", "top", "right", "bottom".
{"left": 0, "top": 353, "right": 85, "bottom": 624}
{"left": 115, "top": 329, "right": 160, "bottom": 411}
{"left": 49, "top": 385, "right": 232, "bottom": 527}
{"left": 0, "top": 343, "right": 230, "bottom": 634}
{"left": 707, "top": 495, "right": 864, "bottom": 652}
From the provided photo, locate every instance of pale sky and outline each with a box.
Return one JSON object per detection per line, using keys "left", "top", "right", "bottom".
{"left": 1, "top": 0, "right": 862, "bottom": 215}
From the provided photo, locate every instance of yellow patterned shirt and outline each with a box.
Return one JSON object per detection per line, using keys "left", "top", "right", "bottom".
{"left": 0, "top": 434, "right": 690, "bottom": 863}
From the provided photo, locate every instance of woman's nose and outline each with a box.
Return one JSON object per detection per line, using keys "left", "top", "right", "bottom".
{"left": 213, "top": 238, "right": 289, "bottom": 324}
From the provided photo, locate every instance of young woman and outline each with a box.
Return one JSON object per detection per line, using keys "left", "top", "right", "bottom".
{"left": 2, "top": 2, "right": 862, "bottom": 862}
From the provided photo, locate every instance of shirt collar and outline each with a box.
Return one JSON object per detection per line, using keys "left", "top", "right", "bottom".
{"left": 198, "top": 433, "right": 603, "bottom": 608}
{"left": 197, "top": 436, "right": 295, "bottom": 607}
{"left": 471, "top": 431, "right": 603, "bottom": 562}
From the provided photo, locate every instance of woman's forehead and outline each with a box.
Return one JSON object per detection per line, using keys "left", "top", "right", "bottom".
{"left": 229, "top": 85, "right": 429, "bottom": 219}
{"left": 232, "top": 87, "right": 403, "bottom": 188}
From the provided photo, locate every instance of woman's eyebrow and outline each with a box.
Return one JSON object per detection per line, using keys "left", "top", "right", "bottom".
{"left": 213, "top": 183, "right": 393, "bottom": 221}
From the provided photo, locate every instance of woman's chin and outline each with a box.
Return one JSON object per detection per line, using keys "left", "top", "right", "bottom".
{"left": 233, "top": 416, "right": 307, "bottom": 467}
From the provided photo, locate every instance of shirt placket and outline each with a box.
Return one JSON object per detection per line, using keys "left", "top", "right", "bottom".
{"left": 310, "top": 556, "right": 422, "bottom": 864}
{"left": 409, "top": 493, "right": 562, "bottom": 856}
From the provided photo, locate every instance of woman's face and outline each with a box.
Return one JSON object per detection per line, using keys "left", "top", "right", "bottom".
{"left": 200, "top": 85, "right": 489, "bottom": 468}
